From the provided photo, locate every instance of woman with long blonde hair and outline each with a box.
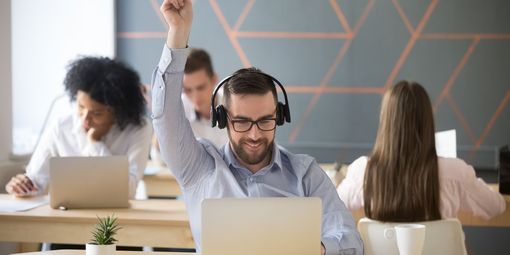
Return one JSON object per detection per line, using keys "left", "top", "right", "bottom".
{"left": 337, "top": 81, "right": 505, "bottom": 221}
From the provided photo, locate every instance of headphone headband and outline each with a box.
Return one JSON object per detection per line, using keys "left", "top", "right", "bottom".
{"left": 210, "top": 69, "right": 291, "bottom": 128}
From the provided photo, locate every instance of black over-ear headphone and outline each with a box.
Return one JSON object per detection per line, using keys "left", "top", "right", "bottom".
{"left": 210, "top": 70, "right": 291, "bottom": 129}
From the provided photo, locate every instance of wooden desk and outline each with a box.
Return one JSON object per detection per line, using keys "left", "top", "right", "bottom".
{"left": 4, "top": 172, "right": 508, "bottom": 253}
{"left": 141, "top": 163, "right": 510, "bottom": 227}
{"left": 0, "top": 195, "right": 194, "bottom": 248}
{"left": 143, "top": 163, "right": 181, "bottom": 198}
{"left": 319, "top": 163, "right": 335, "bottom": 170}
{"left": 13, "top": 251, "right": 195, "bottom": 255}
{"left": 456, "top": 184, "right": 510, "bottom": 227}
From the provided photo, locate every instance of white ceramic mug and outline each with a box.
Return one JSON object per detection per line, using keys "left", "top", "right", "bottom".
{"left": 384, "top": 224, "right": 426, "bottom": 255}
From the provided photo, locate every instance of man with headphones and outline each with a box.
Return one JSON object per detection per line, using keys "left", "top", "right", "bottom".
{"left": 151, "top": 1, "right": 363, "bottom": 254}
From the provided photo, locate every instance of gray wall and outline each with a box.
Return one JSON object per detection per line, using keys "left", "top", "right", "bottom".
{"left": 116, "top": 0, "right": 510, "bottom": 169}
{"left": 0, "top": 0, "right": 12, "bottom": 161}
{"left": 1, "top": 2, "right": 18, "bottom": 253}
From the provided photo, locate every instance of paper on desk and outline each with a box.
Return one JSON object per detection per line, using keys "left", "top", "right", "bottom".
{"left": 144, "top": 165, "right": 161, "bottom": 175}
{"left": 0, "top": 195, "right": 49, "bottom": 212}
{"left": 435, "top": 129, "right": 457, "bottom": 158}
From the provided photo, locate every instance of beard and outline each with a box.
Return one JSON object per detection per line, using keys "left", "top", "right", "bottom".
{"left": 230, "top": 136, "right": 274, "bottom": 166}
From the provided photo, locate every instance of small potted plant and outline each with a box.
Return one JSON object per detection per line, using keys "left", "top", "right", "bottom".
{"left": 86, "top": 215, "right": 121, "bottom": 255}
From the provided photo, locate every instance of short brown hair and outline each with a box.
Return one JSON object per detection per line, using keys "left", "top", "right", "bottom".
{"left": 223, "top": 67, "right": 278, "bottom": 108}
{"left": 184, "top": 48, "right": 214, "bottom": 77}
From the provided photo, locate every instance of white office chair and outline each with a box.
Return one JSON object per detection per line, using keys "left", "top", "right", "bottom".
{"left": 358, "top": 217, "right": 467, "bottom": 255}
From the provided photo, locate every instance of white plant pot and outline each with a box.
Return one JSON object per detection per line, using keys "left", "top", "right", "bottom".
{"left": 85, "top": 243, "right": 116, "bottom": 255}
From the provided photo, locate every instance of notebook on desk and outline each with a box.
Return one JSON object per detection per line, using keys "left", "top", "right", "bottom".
{"left": 201, "top": 197, "right": 322, "bottom": 255}
{"left": 49, "top": 156, "right": 130, "bottom": 209}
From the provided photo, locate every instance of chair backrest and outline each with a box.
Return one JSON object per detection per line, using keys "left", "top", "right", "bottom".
{"left": 358, "top": 217, "right": 467, "bottom": 255}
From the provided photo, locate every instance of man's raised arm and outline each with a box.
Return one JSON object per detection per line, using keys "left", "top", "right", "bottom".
{"left": 151, "top": 0, "right": 213, "bottom": 187}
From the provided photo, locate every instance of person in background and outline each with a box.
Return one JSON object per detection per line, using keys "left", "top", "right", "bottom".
{"left": 149, "top": 48, "right": 227, "bottom": 165}
{"left": 151, "top": 0, "right": 363, "bottom": 254}
{"left": 337, "top": 81, "right": 506, "bottom": 221}
{"left": 182, "top": 48, "right": 228, "bottom": 148}
{"left": 6, "top": 57, "right": 152, "bottom": 199}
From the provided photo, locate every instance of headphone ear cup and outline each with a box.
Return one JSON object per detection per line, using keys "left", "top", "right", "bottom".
{"left": 211, "top": 107, "right": 218, "bottom": 127}
{"left": 216, "top": 105, "right": 228, "bottom": 129}
{"left": 283, "top": 103, "right": 291, "bottom": 123}
{"left": 276, "top": 102, "right": 285, "bottom": 126}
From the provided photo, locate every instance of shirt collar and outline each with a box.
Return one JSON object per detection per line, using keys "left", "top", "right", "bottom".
{"left": 224, "top": 141, "right": 283, "bottom": 176}
{"left": 188, "top": 109, "right": 212, "bottom": 123}
{"left": 72, "top": 111, "right": 84, "bottom": 135}
{"left": 188, "top": 109, "right": 198, "bottom": 121}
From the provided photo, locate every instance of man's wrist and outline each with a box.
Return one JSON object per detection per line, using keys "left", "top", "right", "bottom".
{"left": 166, "top": 28, "right": 190, "bottom": 49}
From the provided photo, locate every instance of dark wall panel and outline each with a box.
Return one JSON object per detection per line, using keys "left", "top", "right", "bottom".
{"left": 117, "top": 0, "right": 510, "bottom": 168}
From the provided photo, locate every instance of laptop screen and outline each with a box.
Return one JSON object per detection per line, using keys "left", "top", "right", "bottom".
{"left": 49, "top": 156, "right": 129, "bottom": 209}
{"left": 201, "top": 197, "right": 321, "bottom": 255}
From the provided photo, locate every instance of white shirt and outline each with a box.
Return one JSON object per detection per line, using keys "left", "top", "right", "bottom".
{"left": 26, "top": 109, "right": 153, "bottom": 198}
{"left": 337, "top": 156, "right": 506, "bottom": 220}
{"left": 182, "top": 94, "right": 228, "bottom": 149}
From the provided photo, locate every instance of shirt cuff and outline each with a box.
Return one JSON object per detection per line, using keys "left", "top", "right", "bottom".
{"left": 25, "top": 173, "right": 46, "bottom": 196}
{"left": 157, "top": 44, "right": 190, "bottom": 74}
{"left": 323, "top": 236, "right": 357, "bottom": 255}
{"left": 322, "top": 237, "right": 338, "bottom": 255}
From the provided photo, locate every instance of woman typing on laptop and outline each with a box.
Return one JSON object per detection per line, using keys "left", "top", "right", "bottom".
{"left": 5, "top": 57, "right": 152, "bottom": 199}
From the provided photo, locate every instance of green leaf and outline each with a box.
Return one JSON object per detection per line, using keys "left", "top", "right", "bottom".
{"left": 90, "top": 214, "right": 122, "bottom": 245}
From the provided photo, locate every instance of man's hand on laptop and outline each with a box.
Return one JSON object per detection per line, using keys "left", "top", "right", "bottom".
{"left": 6, "top": 174, "right": 39, "bottom": 197}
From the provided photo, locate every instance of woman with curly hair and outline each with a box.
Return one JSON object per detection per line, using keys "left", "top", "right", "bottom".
{"left": 6, "top": 57, "right": 152, "bottom": 199}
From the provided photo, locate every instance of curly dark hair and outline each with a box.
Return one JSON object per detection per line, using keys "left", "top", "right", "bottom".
{"left": 64, "top": 56, "right": 146, "bottom": 130}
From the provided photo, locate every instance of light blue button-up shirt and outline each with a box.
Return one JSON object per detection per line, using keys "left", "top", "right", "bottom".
{"left": 151, "top": 45, "right": 363, "bottom": 255}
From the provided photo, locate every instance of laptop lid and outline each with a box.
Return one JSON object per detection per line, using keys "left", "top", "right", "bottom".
{"left": 201, "top": 197, "right": 322, "bottom": 255}
{"left": 49, "top": 156, "right": 129, "bottom": 209}
{"left": 435, "top": 129, "right": 457, "bottom": 158}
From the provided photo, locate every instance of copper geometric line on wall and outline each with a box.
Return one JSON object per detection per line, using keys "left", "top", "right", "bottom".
{"left": 116, "top": 0, "right": 510, "bottom": 160}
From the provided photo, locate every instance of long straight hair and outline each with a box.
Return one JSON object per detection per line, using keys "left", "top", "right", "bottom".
{"left": 364, "top": 81, "right": 441, "bottom": 222}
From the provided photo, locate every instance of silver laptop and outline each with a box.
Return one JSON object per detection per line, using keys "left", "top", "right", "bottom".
{"left": 49, "top": 156, "right": 130, "bottom": 209}
{"left": 201, "top": 197, "right": 322, "bottom": 255}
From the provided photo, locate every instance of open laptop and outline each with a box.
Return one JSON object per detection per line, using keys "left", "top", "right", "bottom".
{"left": 49, "top": 156, "right": 130, "bottom": 209}
{"left": 435, "top": 129, "right": 457, "bottom": 158}
{"left": 201, "top": 197, "right": 322, "bottom": 255}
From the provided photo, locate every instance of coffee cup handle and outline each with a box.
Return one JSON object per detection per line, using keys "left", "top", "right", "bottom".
{"left": 384, "top": 227, "right": 395, "bottom": 240}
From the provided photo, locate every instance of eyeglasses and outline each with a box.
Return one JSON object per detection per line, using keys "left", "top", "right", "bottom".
{"left": 227, "top": 114, "right": 277, "bottom": 132}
